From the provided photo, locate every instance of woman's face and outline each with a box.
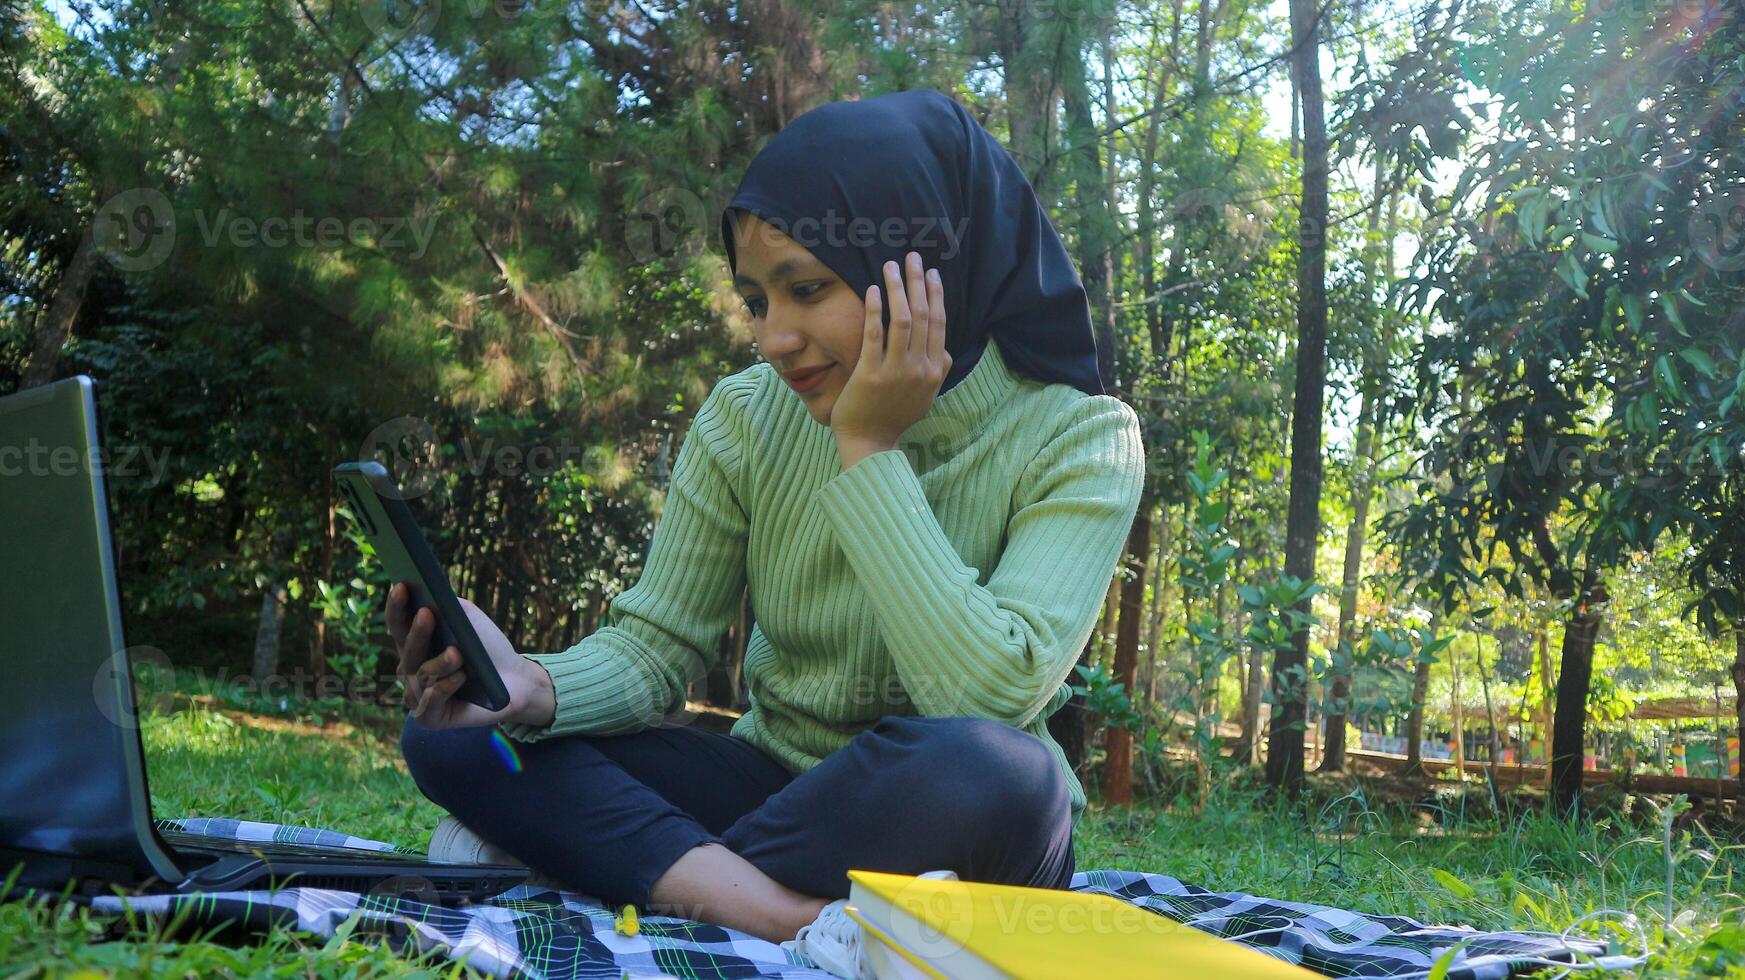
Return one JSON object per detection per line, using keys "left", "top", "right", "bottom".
{"left": 729, "top": 212, "right": 866, "bottom": 426}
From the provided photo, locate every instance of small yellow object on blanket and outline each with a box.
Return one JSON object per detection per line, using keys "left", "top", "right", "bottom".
{"left": 615, "top": 904, "right": 640, "bottom": 937}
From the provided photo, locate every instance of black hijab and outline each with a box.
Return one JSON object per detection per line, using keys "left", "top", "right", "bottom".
{"left": 719, "top": 88, "right": 1104, "bottom": 397}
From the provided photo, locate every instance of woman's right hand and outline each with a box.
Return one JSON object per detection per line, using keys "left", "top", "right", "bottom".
{"left": 387, "top": 582, "right": 554, "bottom": 732}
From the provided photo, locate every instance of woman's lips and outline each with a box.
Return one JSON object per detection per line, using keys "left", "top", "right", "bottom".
{"left": 785, "top": 364, "right": 833, "bottom": 393}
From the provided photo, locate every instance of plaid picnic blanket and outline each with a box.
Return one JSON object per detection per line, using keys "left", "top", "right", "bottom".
{"left": 68, "top": 817, "right": 1614, "bottom": 979}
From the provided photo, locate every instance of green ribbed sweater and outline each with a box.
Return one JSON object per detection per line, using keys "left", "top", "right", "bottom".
{"left": 498, "top": 338, "right": 1146, "bottom": 823}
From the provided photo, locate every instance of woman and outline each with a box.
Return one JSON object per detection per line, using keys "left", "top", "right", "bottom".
{"left": 393, "top": 88, "right": 1145, "bottom": 972}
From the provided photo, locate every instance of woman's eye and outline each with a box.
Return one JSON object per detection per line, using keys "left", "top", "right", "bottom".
{"left": 742, "top": 284, "right": 821, "bottom": 316}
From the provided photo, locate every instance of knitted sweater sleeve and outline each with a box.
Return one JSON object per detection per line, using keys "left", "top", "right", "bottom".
{"left": 813, "top": 395, "right": 1146, "bottom": 728}
{"left": 497, "top": 372, "right": 756, "bottom": 742}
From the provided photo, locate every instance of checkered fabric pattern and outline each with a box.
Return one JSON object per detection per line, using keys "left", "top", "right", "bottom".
{"left": 68, "top": 818, "right": 1607, "bottom": 979}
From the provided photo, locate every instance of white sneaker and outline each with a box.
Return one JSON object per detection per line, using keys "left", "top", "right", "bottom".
{"left": 426, "top": 815, "right": 581, "bottom": 894}
{"left": 785, "top": 898, "right": 864, "bottom": 978}
{"left": 426, "top": 814, "right": 527, "bottom": 867}
{"left": 783, "top": 870, "right": 958, "bottom": 979}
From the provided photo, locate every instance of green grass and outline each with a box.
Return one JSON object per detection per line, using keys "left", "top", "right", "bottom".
{"left": 1076, "top": 772, "right": 1745, "bottom": 977}
{"left": 3, "top": 684, "right": 472, "bottom": 976}
{"left": 4, "top": 686, "right": 1742, "bottom": 976}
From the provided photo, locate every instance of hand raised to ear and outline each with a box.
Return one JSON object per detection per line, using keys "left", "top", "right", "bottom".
{"left": 829, "top": 250, "right": 951, "bottom": 469}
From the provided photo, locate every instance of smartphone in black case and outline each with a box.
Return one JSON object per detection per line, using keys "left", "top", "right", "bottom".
{"left": 332, "top": 461, "right": 512, "bottom": 712}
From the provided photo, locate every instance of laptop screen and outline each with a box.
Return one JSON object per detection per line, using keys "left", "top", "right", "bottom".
{"left": 0, "top": 377, "right": 168, "bottom": 879}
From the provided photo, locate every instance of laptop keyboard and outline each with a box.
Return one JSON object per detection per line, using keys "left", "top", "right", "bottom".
{"left": 159, "top": 828, "right": 432, "bottom": 862}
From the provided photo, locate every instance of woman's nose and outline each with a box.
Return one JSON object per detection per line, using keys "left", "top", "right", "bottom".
{"left": 756, "top": 313, "right": 807, "bottom": 362}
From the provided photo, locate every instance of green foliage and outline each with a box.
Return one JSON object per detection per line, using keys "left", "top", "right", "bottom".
{"left": 3, "top": 0, "right": 853, "bottom": 685}
{"left": 1386, "top": 0, "right": 1745, "bottom": 639}
{"left": 1070, "top": 662, "right": 1142, "bottom": 733}
{"left": 312, "top": 574, "right": 388, "bottom": 687}
{"left": 2, "top": 0, "right": 1741, "bottom": 848}
{"left": 1324, "top": 625, "right": 1450, "bottom": 724}
{"left": 1241, "top": 575, "right": 1324, "bottom": 723}
{"left": 1175, "top": 432, "right": 1244, "bottom": 765}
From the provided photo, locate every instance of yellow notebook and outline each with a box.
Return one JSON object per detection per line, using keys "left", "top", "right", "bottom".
{"left": 843, "top": 870, "right": 1317, "bottom": 979}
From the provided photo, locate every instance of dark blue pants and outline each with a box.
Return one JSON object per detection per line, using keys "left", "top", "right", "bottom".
{"left": 400, "top": 714, "right": 1075, "bottom": 908}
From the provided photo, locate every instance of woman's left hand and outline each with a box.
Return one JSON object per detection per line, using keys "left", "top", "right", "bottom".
{"left": 831, "top": 250, "right": 951, "bottom": 468}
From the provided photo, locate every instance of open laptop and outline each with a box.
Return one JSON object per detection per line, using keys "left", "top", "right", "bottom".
{"left": 0, "top": 376, "right": 530, "bottom": 901}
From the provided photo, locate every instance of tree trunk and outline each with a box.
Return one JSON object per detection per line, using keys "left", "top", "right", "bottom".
{"left": 1060, "top": 17, "right": 1116, "bottom": 389}
{"left": 252, "top": 580, "right": 289, "bottom": 685}
{"left": 1537, "top": 623, "right": 1556, "bottom": 788}
{"left": 1733, "top": 629, "right": 1745, "bottom": 795}
{"left": 1050, "top": 644, "right": 1093, "bottom": 775}
{"left": 1139, "top": 505, "right": 1169, "bottom": 733}
{"left": 311, "top": 434, "right": 337, "bottom": 678}
{"left": 1531, "top": 512, "right": 1607, "bottom": 815}
{"left": 1107, "top": 576, "right": 1123, "bottom": 647}
{"left": 1319, "top": 394, "right": 1378, "bottom": 771}
{"left": 993, "top": 0, "right": 1057, "bottom": 201}
{"left": 1100, "top": 28, "right": 1122, "bottom": 393}
{"left": 1101, "top": 513, "right": 1151, "bottom": 806}
{"left": 1052, "top": 573, "right": 1106, "bottom": 774}
{"left": 21, "top": 231, "right": 99, "bottom": 389}
{"left": 1476, "top": 633, "right": 1502, "bottom": 790}
{"left": 1319, "top": 170, "right": 1393, "bottom": 773}
{"left": 1716, "top": 685, "right": 1728, "bottom": 807}
{"left": 1266, "top": 0, "right": 1330, "bottom": 796}
{"left": 1551, "top": 597, "right": 1603, "bottom": 814}
{"left": 1194, "top": 0, "right": 1214, "bottom": 91}
{"left": 1210, "top": 529, "right": 1230, "bottom": 735}
{"left": 1134, "top": 21, "right": 1173, "bottom": 367}
{"left": 1244, "top": 644, "right": 1267, "bottom": 765}
{"left": 1451, "top": 638, "right": 1466, "bottom": 780}
{"left": 1403, "top": 651, "right": 1433, "bottom": 776}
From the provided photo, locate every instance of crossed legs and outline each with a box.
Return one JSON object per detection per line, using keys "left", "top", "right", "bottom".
{"left": 400, "top": 714, "right": 1075, "bottom": 943}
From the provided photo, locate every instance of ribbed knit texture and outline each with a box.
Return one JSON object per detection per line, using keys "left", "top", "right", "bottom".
{"left": 497, "top": 339, "right": 1146, "bottom": 824}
